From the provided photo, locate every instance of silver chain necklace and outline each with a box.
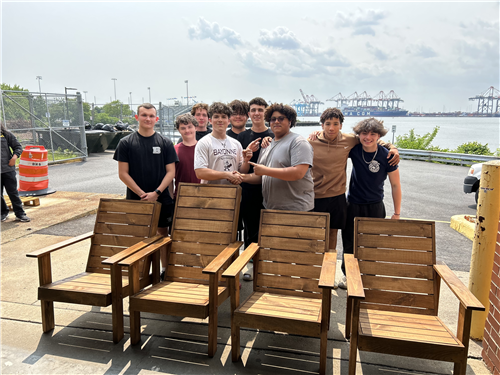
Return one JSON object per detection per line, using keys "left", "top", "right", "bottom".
{"left": 362, "top": 147, "right": 380, "bottom": 173}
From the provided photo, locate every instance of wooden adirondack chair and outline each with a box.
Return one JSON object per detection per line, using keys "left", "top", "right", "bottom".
{"left": 222, "top": 210, "right": 337, "bottom": 375}
{"left": 119, "top": 183, "right": 242, "bottom": 357}
{"left": 26, "top": 199, "right": 167, "bottom": 343}
{"left": 345, "top": 217, "right": 485, "bottom": 375}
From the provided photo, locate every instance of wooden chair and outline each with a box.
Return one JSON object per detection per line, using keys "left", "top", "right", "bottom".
{"left": 345, "top": 217, "right": 485, "bottom": 375}
{"left": 26, "top": 199, "right": 167, "bottom": 343}
{"left": 119, "top": 183, "right": 242, "bottom": 357}
{"left": 222, "top": 210, "right": 336, "bottom": 375}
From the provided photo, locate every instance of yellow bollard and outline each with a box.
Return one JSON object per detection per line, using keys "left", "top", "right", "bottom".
{"left": 468, "top": 160, "right": 500, "bottom": 339}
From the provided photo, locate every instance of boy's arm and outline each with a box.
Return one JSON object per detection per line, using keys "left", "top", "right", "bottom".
{"left": 142, "top": 163, "right": 176, "bottom": 202}
{"left": 6, "top": 132, "right": 23, "bottom": 166}
{"left": 195, "top": 168, "right": 242, "bottom": 185}
{"left": 249, "top": 162, "right": 309, "bottom": 181}
{"left": 118, "top": 161, "right": 146, "bottom": 198}
{"left": 377, "top": 138, "right": 400, "bottom": 166}
{"left": 388, "top": 169, "right": 402, "bottom": 220}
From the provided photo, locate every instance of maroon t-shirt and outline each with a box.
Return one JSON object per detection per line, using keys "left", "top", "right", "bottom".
{"left": 174, "top": 142, "right": 200, "bottom": 197}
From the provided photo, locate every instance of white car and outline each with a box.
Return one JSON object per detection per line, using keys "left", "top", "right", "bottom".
{"left": 463, "top": 163, "right": 483, "bottom": 203}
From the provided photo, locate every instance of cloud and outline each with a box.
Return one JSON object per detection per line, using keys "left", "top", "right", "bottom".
{"left": 258, "top": 27, "right": 301, "bottom": 50}
{"left": 366, "top": 42, "right": 389, "bottom": 60}
{"left": 406, "top": 43, "right": 437, "bottom": 58}
{"left": 353, "top": 26, "right": 375, "bottom": 36}
{"left": 301, "top": 16, "right": 320, "bottom": 26}
{"left": 335, "top": 8, "right": 387, "bottom": 35}
{"left": 188, "top": 17, "right": 243, "bottom": 49}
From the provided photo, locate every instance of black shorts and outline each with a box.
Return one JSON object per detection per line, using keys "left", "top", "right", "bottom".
{"left": 158, "top": 203, "right": 174, "bottom": 228}
{"left": 313, "top": 194, "right": 347, "bottom": 230}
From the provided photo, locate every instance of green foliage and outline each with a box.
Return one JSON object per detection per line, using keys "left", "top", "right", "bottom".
{"left": 102, "top": 100, "right": 132, "bottom": 117}
{"left": 496, "top": 148, "right": 500, "bottom": 157}
{"left": 455, "top": 141, "right": 492, "bottom": 155}
{"left": 1, "top": 83, "right": 28, "bottom": 92}
{"left": 1, "top": 83, "right": 31, "bottom": 122}
{"left": 93, "top": 112, "right": 119, "bottom": 125}
{"left": 395, "top": 126, "right": 440, "bottom": 150}
{"left": 83, "top": 102, "right": 91, "bottom": 121}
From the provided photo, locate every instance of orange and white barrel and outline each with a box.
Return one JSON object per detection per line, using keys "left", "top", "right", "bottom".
{"left": 18, "top": 145, "right": 49, "bottom": 192}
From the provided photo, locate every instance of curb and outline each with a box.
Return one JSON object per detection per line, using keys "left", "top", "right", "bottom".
{"left": 450, "top": 214, "right": 476, "bottom": 241}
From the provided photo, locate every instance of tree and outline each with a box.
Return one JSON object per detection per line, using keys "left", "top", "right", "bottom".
{"left": 102, "top": 100, "right": 132, "bottom": 118}
{"left": 1, "top": 83, "right": 31, "bottom": 123}
{"left": 395, "top": 126, "right": 440, "bottom": 150}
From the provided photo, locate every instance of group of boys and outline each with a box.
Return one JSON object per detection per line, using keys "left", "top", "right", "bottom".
{"left": 113, "top": 99, "right": 401, "bottom": 287}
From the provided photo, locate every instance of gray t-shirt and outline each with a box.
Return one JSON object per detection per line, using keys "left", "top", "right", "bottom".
{"left": 194, "top": 134, "right": 243, "bottom": 185}
{"left": 258, "top": 132, "right": 314, "bottom": 211}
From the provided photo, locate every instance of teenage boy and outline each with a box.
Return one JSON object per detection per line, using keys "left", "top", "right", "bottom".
{"left": 177, "top": 103, "right": 212, "bottom": 143}
{"left": 340, "top": 118, "right": 402, "bottom": 287}
{"left": 173, "top": 113, "right": 200, "bottom": 197}
{"left": 227, "top": 100, "right": 249, "bottom": 139}
{"left": 114, "top": 103, "right": 178, "bottom": 273}
{"left": 194, "top": 102, "right": 253, "bottom": 185}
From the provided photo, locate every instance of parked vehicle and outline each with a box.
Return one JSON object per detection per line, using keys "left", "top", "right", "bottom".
{"left": 463, "top": 163, "right": 483, "bottom": 203}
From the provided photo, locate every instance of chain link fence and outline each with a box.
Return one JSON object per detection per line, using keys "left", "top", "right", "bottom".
{"left": 1, "top": 90, "right": 87, "bottom": 162}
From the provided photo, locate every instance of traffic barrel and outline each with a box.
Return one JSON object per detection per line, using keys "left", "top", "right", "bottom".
{"left": 18, "top": 145, "right": 56, "bottom": 196}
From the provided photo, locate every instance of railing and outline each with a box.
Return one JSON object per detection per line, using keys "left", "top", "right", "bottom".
{"left": 399, "top": 149, "right": 499, "bottom": 166}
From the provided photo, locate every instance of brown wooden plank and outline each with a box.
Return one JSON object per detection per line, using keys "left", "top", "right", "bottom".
{"left": 92, "top": 234, "right": 145, "bottom": 248}
{"left": 359, "top": 308, "right": 437, "bottom": 320}
{"left": 260, "top": 236, "right": 326, "bottom": 252}
{"left": 361, "top": 275, "right": 435, "bottom": 294}
{"left": 357, "top": 248, "right": 433, "bottom": 265}
{"left": 260, "top": 225, "right": 327, "bottom": 241}
{"left": 89, "top": 245, "right": 125, "bottom": 257}
{"left": 255, "top": 286, "right": 322, "bottom": 299}
{"left": 360, "top": 327, "right": 459, "bottom": 345}
{"left": 174, "top": 218, "right": 233, "bottom": 233}
{"left": 171, "top": 242, "right": 226, "bottom": 256}
{"left": 245, "top": 293, "right": 321, "bottom": 311}
{"left": 261, "top": 212, "right": 327, "bottom": 228}
{"left": 167, "top": 265, "right": 209, "bottom": 280}
{"left": 177, "top": 196, "right": 236, "bottom": 210}
{"left": 256, "top": 274, "right": 320, "bottom": 293}
{"left": 169, "top": 253, "right": 216, "bottom": 268}
{"left": 179, "top": 184, "right": 237, "bottom": 199}
{"left": 360, "top": 322, "right": 449, "bottom": 337}
{"left": 357, "top": 219, "right": 433, "bottom": 238}
{"left": 359, "top": 260, "right": 433, "bottom": 280}
{"left": 175, "top": 207, "right": 234, "bottom": 222}
{"left": 363, "top": 289, "right": 436, "bottom": 309}
{"left": 238, "top": 303, "right": 320, "bottom": 322}
{"left": 259, "top": 249, "right": 323, "bottom": 265}
{"left": 87, "top": 256, "right": 113, "bottom": 270}
{"left": 358, "top": 234, "right": 433, "bottom": 251}
{"left": 203, "top": 241, "right": 242, "bottom": 274}
{"left": 258, "top": 261, "right": 321, "bottom": 279}
{"left": 360, "top": 302, "right": 434, "bottom": 315}
{"left": 359, "top": 312, "right": 443, "bottom": 327}
{"left": 345, "top": 254, "right": 365, "bottom": 299}
{"left": 100, "top": 200, "right": 155, "bottom": 215}
{"left": 27, "top": 232, "right": 93, "bottom": 258}
{"left": 171, "top": 230, "right": 232, "bottom": 244}
{"left": 94, "top": 223, "right": 150, "bottom": 237}
{"left": 318, "top": 252, "right": 336, "bottom": 289}
{"left": 96, "top": 212, "right": 153, "bottom": 226}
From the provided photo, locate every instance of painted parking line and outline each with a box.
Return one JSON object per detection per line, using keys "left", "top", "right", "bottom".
{"left": 388, "top": 217, "right": 451, "bottom": 224}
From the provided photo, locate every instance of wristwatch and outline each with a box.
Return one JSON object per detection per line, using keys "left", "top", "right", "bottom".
{"left": 155, "top": 189, "right": 162, "bottom": 196}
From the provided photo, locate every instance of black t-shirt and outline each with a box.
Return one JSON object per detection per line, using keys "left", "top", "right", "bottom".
{"left": 226, "top": 128, "right": 244, "bottom": 140}
{"left": 113, "top": 131, "right": 178, "bottom": 205}
{"left": 237, "top": 128, "right": 274, "bottom": 189}
{"left": 177, "top": 128, "right": 212, "bottom": 144}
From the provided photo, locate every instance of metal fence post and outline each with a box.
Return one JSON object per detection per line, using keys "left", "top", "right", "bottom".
{"left": 91, "top": 103, "right": 95, "bottom": 126}
{"left": 76, "top": 92, "right": 88, "bottom": 160}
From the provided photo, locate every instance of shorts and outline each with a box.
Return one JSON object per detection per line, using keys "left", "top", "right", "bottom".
{"left": 313, "top": 194, "right": 347, "bottom": 230}
{"left": 158, "top": 203, "right": 174, "bottom": 228}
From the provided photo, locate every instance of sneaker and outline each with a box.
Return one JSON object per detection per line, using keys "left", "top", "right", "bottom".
{"left": 337, "top": 276, "right": 347, "bottom": 290}
{"left": 1, "top": 213, "right": 8, "bottom": 222}
{"left": 15, "top": 214, "right": 31, "bottom": 222}
{"left": 243, "top": 273, "right": 253, "bottom": 281}
{"left": 160, "top": 270, "right": 165, "bottom": 281}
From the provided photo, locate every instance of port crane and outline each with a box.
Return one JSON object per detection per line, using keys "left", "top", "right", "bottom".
{"left": 290, "top": 90, "right": 324, "bottom": 116}
{"left": 469, "top": 86, "right": 500, "bottom": 116}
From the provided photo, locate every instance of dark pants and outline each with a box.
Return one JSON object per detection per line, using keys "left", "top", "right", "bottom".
{"left": 341, "top": 200, "right": 386, "bottom": 275}
{"left": 240, "top": 186, "right": 264, "bottom": 248}
{"left": 1, "top": 170, "right": 26, "bottom": 217}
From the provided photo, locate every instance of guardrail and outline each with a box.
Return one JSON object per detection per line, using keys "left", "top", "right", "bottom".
{"left": 399, "top": 149, "right": 500, "bottom": 166}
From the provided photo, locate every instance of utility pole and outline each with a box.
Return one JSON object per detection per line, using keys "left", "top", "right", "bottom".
{"left": 148, "top": 87, "right": 151, "bottom": 103}
{"left": 185, "top": 80, "right": 189, "bottom": 105}
{"left": 36, "top": 76, "right": 42, "bottom": 93}
{"left": 111, "top": 78, "right": 117, "bottom": 101}
{"left": 83, "top": 91, "right": 88, "bottom": 102}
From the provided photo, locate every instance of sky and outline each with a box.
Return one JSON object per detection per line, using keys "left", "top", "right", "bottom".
{"left": 2, "top": 1, "right": 499, "bottom": 113}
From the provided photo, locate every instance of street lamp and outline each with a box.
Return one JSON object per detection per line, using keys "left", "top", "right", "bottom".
{"left": 111, "top": 78, "right": 117, "bottom": 101}
{"left": 83, "top": 91, "right": 88, "bottom": 102}
{"left": 147, "top": 87, "right": 151, "bottom": 103}
{"left": 185, "top": 80, "right": 189, "bottom": 105}
{"left": 129, "top": 92, "right": 133, "bottom": 111}
{"left": 36, "top": 76, "right": 42, "bottom": 93}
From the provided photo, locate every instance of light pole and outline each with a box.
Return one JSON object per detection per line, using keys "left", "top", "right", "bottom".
{"left": 129, "top": 92, "right": 133, "bottom": 112}
{"left": 83, "top": 91, "right": 88, "bottom": 102}
{"left": 147, "top": 87, "right": 151, "bottom": 103}
{"left": 36, "top": 76, "right": 42, "bottom": 93}
{"left": 111, "top": 78, "right": 117, "bottom": 101}
{"left": 185, "top": 80, "right": 189, "bottom": 105}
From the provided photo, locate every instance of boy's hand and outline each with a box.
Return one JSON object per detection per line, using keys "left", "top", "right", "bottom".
{"left": 261, "top": 136, "right": 272, "bottom": 149}
{"left": 8, "top": 155, "right": 17, "bottom": 167}
{"left": 249, "top": 162, "right": 267, "bottom": 176}
{"left": 141, "top": 192, "right": 159, "bottom": 202}
{"left": 308, "top": 131, "right": 321, "bottom": 141}
{"left": 227, "top": 171, "right": 243, "bottom": 185}
{"left": 247, "top": 138, "right": 261, "bottom": 152}
{"left": 388, "top": 148, "right": 400, "bottom": 166}
{"left": 243, "top": 148, "right": 253, "bottom": 162}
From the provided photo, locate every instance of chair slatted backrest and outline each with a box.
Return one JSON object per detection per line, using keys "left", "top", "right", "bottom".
{"left": 86, "top": 199, "right": 161, "bottom": 275}
{"left": 256, "top": 210, "right": 330, "bottom": 299}
{"left": 167, "top": 183, "right": 241, "bottom": 285}
{"left": 354, "top": 217, "right": 437, "bottom": 316}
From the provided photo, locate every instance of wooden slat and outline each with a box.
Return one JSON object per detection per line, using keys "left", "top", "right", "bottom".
{"left": 359, "top": 260, "right": 433, "bottom": 280}
{"left": 169, "top": 253, "right": 216, "bottom": 268}
{"left": 360, "top": 302, "right": 434, "bottom": 315}
{"left": 363, "top": 289, "right": 436, "bottom": 309}
{"left": 179, "top": 184, "right": 237, "bottom": 199}
{"left": 96, "top": 212, "right": 153, "bottom": 226}
{"left": 167, "top": 266, "right": 208, "bottom": 280}
{"left": 245, "top": 292, "right": 322, "bottom": 310}
{"left": 171, "top": 242, "right": 226, "bottom": 256}
{"left": 257, "top": 274, "right": 320, "bottom": 294}
{"left": 94, "top": 223, "right": 150, "bottom": 237}
{"left": 259, "top": 249, "right": 323, "bottom": 265}
{"left": 92, "top": 234, "right": 146, "bottom": 248}
{"left": 357, "top": 248, "right": 433, "bottom": 265}
{"left": 174, "top": 218, "right": 233, "bottom": 233}
{"left": 357, "top": 219, "right": 433, "bottom": 238}
{"left": 261, "top": 212, "right": 327, "bottom": 228}
{"left": 171, "top": 230, "right": 231, "bottom": 244}
{"left": 175, "top": 207, "right": 234, "bottom": 221}
{"left": 177, "top": 196, "right": 236, "bottom": 210}
{"left": 89, "top": 245, "right": 125, "bottom": 257}
{"left": 362, "top": 275, "right": 435, "bottom": 294}
{"left": 260, "top": 225, "right": 327, "bottom": 241}
{"left": 358, "top": 234, "right": 433, "bottom": 251}
{"left": 258, "top": 261, "right": 321, "bottom": 279}
{"left": 359, "top": 308, "right": 437, "bottom": 320}
{"left": 318, "top": 252, "right": 336, "bottom": 289}
{"left": 260, "top": 236, "right": 326, "bottom": 252}
{"left": 88, "top": 256, "right": 113, "bottom": 269}
{"left": 360, "top": 327, "right": 459, "bottom": 345}
{"left": 100, "top": 200, "right": 155, "bottom": 215}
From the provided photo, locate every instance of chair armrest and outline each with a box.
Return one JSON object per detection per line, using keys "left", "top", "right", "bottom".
{"left": 26, "top": 231, "right": 94, "bottom": 258}
{"left": 345, "top": 254, "right": 365, "bottom": 299}
{"left": 222, "top": 243, "right": 260, "bottom": 278}
{"left": 118, "top": 237, "right": 172, "bottom": 267}
{"left": 203, "top": 241, "right": 243, "bottom": 274}
{"left": 319, "top": 251, "right": 337, "bottom": 289}
{"left": 434, "top": 262, "right": 484, "bottom": 311}
{"left": 102, "top": 235, "right": 164, "bottom": 266}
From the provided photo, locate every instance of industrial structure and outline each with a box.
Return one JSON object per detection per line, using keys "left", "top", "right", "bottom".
{"left": 469, "top": 86, "right": 500, "bottom": 116}
{"left": 290, "top": 89, "right": 324, "bottom": 116}
{"left": 324, "top": 90, "right": 408, "bottom": 117}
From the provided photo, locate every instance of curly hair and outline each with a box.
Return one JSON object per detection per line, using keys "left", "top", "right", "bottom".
{"left": 264, "top": 103, "right": 297, "bottom": 127}
{"left": 208, "top": 102, "right": 233, "bottom": 118}
{"left": 320, "top": 107, "right": 344, "bottom": 124}
{"left": 190, "top": 103, "right": 209, "bottom": 116}
{"left": 249, "top": 97, "right": 268, "bottom": 108}
{"left": 175, "top": 113, "right": 199, "bottom": 130}
{"left": 229, "top": 100, "right": 250, "bottom": 116}
{"left": 137, "top": 103, "right": 157, "bottom": 115}
{"left": 352, "top": 118, "right": 388, "bottom": 137}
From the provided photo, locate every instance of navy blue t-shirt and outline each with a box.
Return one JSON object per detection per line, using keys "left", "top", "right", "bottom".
{"left": 347, "top": 143, "right": 398, "bottom": 205}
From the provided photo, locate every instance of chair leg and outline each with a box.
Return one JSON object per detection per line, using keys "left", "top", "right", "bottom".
{"left": 348, "top": 339, "right": 357, "bottom": 375}
{"left": 111, "top": 299, "right": 124, "bottom": 344}
{"left": 453, "top": 360, "right": 466, "bottom": 375}
{"left": 345, "top": 297, "right": 352, "bottom": 339}
{"left": 208, "top": 312, "right": 218, "bottom": 357}
{"left": 231, "top": 324, "right": 241, "bottom": 362}
{"left": 130, "top": 310, "right": 141, "bottom": 345}
{"left": 41, "top": 300, "right": 55, "bottom": 332}
{"left": 320, "top": 328, "right": 327, "bottom": 375}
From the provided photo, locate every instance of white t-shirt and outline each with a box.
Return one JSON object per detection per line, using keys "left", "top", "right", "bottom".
{"left": 194, "top": 134, "right": 244, "bottom": 184}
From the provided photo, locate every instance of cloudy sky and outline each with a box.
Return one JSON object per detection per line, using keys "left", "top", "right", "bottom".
{"left": 2, "top": 1, "right": 499, "bottom": 113}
